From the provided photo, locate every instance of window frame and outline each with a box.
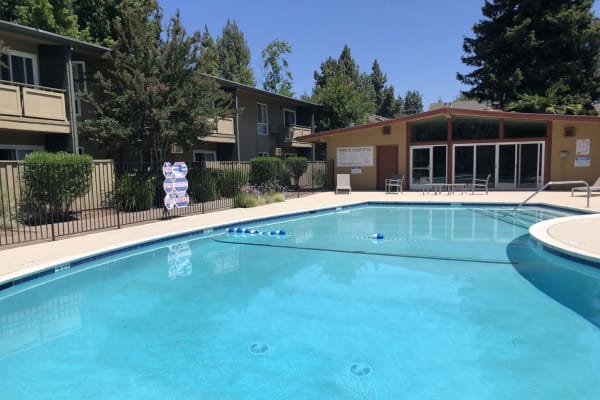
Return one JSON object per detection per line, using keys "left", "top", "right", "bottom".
{"left": 0, "top": 49, "right": 39, "bottom": 85}
{"left": 283, "top": 108, "right": 296, "bottom": 127}
{"left": 256, "top": 103, "right": 268, "bottom": 135}
{"left": 0, "top": 144, "right": 44, "bottom": 160}
{"left": 71, "top": 61, "right": 87, "bottom": 117}
{"left": 193, "top": 150, "right": 217, "bottom": 162}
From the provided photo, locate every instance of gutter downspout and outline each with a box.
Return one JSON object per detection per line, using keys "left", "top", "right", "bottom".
{"left": 234, "top": 88, "right": 241, "bottom": 161}
{"left": 66, "top": 46, "right": 79, "bottom": 154}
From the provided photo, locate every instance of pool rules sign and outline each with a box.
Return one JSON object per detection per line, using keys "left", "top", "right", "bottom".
{"left": 162, "top": 161, "right": 189, "bottom": 210}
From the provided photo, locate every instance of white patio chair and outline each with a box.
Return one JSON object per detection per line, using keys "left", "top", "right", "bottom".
{"left": 335, "top": 174, "right": 351, "bottom": 194}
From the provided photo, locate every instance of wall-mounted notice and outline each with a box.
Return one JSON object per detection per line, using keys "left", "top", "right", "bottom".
{"left": 575, "top": 156, "right": 590, "bottom": 167}
{"left": 337, "top": 146, "right": 373, "bottom": 167}
{"left": 576, "top": 139, "right": 590, "bottom": 156}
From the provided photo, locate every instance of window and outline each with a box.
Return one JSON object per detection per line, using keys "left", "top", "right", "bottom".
{"left": 410, "top": 118, "right": 448, "bottom": 142}
{"left": 283, "top": 109, "right": 296, "bottom": 126}
{"left": 257, "top": 152, "right": 269, "bottom": 157}
{"left": 193, "top": 150, "right": 217, "bottom": 162}
{"left": 0, "top": 50, "right": 38, "bottom": 85}
{"left": 0, "top": 145, "right": 43, "bottom": 160}
{"left": 71, "top": 61, "right": 87, "bottom": 116}
{"left": 257, "top": 103, "right": 268, "bottom": 135}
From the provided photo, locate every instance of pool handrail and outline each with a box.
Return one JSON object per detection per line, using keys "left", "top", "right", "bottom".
{"left": 512, "top": 180, "right": 590, "bottom": 211}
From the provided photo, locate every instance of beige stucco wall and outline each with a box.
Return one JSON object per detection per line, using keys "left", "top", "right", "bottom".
{"left": 550, "top": 120, "right": 600, "bottom": 184}
{"left": 324, "top": 122, "right": 408, "bottom": 190}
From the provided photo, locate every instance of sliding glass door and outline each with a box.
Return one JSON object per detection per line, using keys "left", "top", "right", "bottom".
{"left": 453, "top": 142, "right": 544, "bottom": 189}
{"left": 410, "top": 145, "right": 447, "bottom": 189}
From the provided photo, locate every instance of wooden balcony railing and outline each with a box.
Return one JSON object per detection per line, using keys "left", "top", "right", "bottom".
{"left": 203, "top": 117, "right": 235, "bottom": 143}
{"left": 280, "top": 125, "right": 313, "bottom": 147}
{"left": 0, "top": 80, "right": 70, "bottom": 134}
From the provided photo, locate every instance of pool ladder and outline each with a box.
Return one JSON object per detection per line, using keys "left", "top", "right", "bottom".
{"left": 512, "top": 180, "right": 590, "bottom": 211}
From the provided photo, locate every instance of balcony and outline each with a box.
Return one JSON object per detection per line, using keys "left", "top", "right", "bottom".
{"left": 280, "top": 124, "right": 313, "bottom": 148}
{"left": 202, "top": 117, "right": 235, "bottom": 143}
{"left": 0, "top": 80, "right": 70, "bottom": 134}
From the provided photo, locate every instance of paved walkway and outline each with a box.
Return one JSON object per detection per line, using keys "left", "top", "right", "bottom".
{"left": 1, "top": 190, "right": 598, "bottom": 284}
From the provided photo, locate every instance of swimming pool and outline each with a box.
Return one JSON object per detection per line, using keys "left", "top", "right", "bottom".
{"left": 0, "top": 204, "right": 599, "bottom": 399}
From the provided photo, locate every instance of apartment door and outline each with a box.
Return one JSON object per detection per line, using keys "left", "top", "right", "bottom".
{"left": 376, "top": 145, "right": 398, "bottom": 190}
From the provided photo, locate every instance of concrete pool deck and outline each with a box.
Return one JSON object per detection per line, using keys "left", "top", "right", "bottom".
{"left": 0, "top": 190, "right": 599, "bottom": 284}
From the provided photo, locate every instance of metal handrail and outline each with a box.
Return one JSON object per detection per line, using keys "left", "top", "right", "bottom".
{"left": 512, "top": 180, "right": 590, "bottom": 211}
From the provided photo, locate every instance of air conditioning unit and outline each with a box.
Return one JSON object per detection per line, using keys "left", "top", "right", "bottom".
{"left": 171, "top": 144, "right": 183, "bottom": 154}
{"left": 274, "top": 147, "right": 282, "bottom": 156}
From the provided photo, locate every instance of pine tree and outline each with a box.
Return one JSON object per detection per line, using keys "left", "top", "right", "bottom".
{"left": 198, "top": 25, "right": 219, "bottom": 76}
{"left": 403, "top": 90, "right": 423, "bottom": 115}
{"left": 261, "top": 39, "right": 294, "bottom": 97}
{"left": 370, "top": 59, "right": 386, "bottom": 113}
{"left": 216, "top": 19, "right": 255, "bottom": 86}
{"left": 457, "top": 0, "right": 600, "bottom": 114}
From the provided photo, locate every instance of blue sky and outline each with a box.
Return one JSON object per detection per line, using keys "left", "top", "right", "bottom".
{"left": 159, "top": 0, "right": 600, "bottom": 109}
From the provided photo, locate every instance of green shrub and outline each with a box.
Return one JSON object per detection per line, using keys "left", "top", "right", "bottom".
{"left": 285, "top": 156, "right": 308, "bottom": 190}
{"left": 249, "top": 157, "right": 289, "bottom": 187}
{"left": 221, "top": 168, "right": 249, "bottom": 198}
{"left": 19, "top": 151, "right": 93, "bottom": 223}
{"left": 188, "top": 168, "right": 222, "bottom": 202}
{"left": 112, "top": 170, "right": 157, "bottom": 211}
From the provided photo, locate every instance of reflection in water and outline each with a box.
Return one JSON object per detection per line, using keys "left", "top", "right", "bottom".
{"left": 507, "top": 235, "right": 600, "bottom": 328}
{"left": 167, "top": 242, "right": 192, "bottom": 280}
{"left": 0, "top": 290, "right": 82, "bottom": 358}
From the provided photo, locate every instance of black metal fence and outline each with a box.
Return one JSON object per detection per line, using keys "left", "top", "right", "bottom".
{"left": 0, "top": 160, "right": 331, "bottom": 247}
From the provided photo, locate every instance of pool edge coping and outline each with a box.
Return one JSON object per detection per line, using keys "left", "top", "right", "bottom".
{"left": 0, "top": 200, "right": 597, "bottom": 292}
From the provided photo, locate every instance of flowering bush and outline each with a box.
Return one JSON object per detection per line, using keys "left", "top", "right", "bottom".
{"left": 235, "top": 180, "right": 287, "bottom": 208}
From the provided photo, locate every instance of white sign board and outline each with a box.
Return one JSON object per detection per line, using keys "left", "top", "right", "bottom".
{"left": 337, "top": 146, "right": 373, "bottom": 167}
{"left": 575, "top": 156, "right": 590, "bottom": 167}
{"left": 576, "top": 139, "right": 590, "bottom": 156}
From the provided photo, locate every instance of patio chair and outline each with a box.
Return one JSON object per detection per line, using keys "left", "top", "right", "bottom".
{"left": 471, "top": 174, "right": 491, "bottom": 194}
{"left": 571, "top": 177, "right": 600, "bottom": 196}
{"left": 385, "top": 174, "right": 403, "bottom": 193}
{"left": 335, "top": 174, "right": 351, "bottom": 194}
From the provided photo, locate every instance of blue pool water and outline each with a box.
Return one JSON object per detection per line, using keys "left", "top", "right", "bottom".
{"left": 0, "top": 204, "right": 599, "bottom": 399}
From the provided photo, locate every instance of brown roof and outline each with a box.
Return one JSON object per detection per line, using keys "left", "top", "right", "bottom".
{"left": 299, "top": 107, "right": 600, "bottom": 142}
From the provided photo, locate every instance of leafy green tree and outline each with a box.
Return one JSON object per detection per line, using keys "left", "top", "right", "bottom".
{"left": 216, "top": 19, "right": 255, "bottom": 85}
{"left": 80, "top": 1, "right": 228, "bottom": 164}
{"left": 2, "top": 0, "right": 81, "bottom": 38}
{"left": 457, "top": 0, "right": 599, "bottom": 114}
{"left": 312, "top": 45, "right": 375, "bottom": 130}
{"left": 403, "top": 90, "right": 423, "bottom": 115}
{"left": 73, "top": 0, "right": 122, "bottom": 45}
{"left": 261, "top": 39, "right": 294, "bottom": 97}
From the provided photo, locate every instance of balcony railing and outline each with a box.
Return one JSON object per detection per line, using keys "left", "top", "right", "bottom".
{"left": 0, "top": 80, "right": 70, "bottom": 134}
{"left": 203, "top": 117, "right": 235, "bottom": 143}
{"left": 280, "top": 124, "right": 313, "bottom": 147}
